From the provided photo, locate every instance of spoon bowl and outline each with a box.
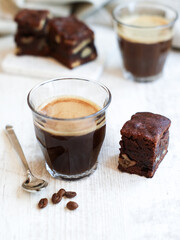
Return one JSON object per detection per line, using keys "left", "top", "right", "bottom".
{"left": 22, "top": 177, "right": 48, "bottom": 192}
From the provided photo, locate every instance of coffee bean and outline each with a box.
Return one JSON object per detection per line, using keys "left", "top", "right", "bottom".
{"left": 38, "top": 198, "right": 48, "bottom": 209}
{"left": 58, "top": 188, "right": 66, "bottom": 198}
{"left": 65, "top": 191, "right": 77, "bottom": 198}
{"left": 66, "top": 201, "right": 78, "bottom": 210}
{"left": 52, "top": 193, "right": 62, "bottom": 204}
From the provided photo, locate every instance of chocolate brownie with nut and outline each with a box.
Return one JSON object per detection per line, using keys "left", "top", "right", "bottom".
{"left": 14, "top": 9, "right": 50, "bottom": 56}
{"left": 118, "top": 112, "right": 171, "bottom": 178}
{"left": 48, "top": 16, "right": 97, "bottom": 68}
{"left": 15, "top": 9, "right": 50, "bottom": 36}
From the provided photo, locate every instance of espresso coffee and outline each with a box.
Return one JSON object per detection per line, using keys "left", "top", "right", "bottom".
{"left": 117, "top": 15, "right": 172, "bottom": 78}
{"left": 35, "top": 96, "right": 106, "bottom": 178}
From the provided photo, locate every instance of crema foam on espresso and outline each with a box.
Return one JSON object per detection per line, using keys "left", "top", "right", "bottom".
{"left": 117, "top": 14, "right": 173, "bottom": 44}
{"left": 39, "top": 96, "right": 100, "bottom": 119}
{"left": 36, "top": 96, "right": 105, "bottom": 136}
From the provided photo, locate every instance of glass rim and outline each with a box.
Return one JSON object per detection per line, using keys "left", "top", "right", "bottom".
{"left": 113, "top": 1, "right": 178, "bottom": 30}
{"left": 27, "top": 77, "right": 112, "bottom": 121}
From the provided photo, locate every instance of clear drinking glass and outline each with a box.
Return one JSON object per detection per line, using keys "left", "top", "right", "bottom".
{"left": 113, "top": 2, "right": 178, "bottom": 82}
{"left": 28, "top": 78, "right": 111, "bottom": 180}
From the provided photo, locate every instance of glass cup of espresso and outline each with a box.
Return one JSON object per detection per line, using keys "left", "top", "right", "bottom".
{"left": 113, "top": 2, "right": 178, "bottom": 82}
{"left": 27, "top": 78, "right": 111, "bottom": 180}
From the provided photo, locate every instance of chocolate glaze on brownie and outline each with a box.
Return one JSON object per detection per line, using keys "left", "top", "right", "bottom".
{"left": 121, "top": 112, "right": 170, "bottom": 143}
{"left": 119, "top": 112, "right": 171, "bottom": 178}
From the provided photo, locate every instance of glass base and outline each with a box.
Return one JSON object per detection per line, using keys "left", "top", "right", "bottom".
{"left": 123, "top": 69, "right": 162, "bottom": 82}
{"left": 45, "top": 162, "right": 98, "bottom": 180}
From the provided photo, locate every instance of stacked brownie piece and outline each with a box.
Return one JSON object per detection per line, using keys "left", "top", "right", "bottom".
{"left": 15, "top": 9, "right": 50, "bottom": 56}
{"left": 119, "top": 112, "right": 171, "bottom": 178}
{"left": 48, "top": 16, "right": 97, "bottom": 69}
{"left": 14, "top": 10, "right": 97, "bottom": 69}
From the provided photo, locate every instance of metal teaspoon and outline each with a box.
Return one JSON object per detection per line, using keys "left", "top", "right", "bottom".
{"left": 5, "top": 125, "right": 48, "bottom": 192}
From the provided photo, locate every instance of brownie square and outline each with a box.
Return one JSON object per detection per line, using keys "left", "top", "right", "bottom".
{"left": 48, "top": 16, "right": 94, "bottom": 47}
{"left": 15, "top": 9, "right": 50, "bottom": 36}
{"left": 14, "top": 11, "right": 97, "bottom": 68}
{"left": 119, "top": 112, "right": 171, "bottom": 178}
{"left": 15, "top": 34, "right": 49, "bottom": 56}
{"left": 48, "top": 16, "right": 97, "bottom": 68}
{"left": 14, "top": 9, "right": 50, "bottom": 56}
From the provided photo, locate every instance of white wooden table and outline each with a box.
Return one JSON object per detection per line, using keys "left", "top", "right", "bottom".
{"left": 0, "top": 30, "right": 180, "bottom": 240}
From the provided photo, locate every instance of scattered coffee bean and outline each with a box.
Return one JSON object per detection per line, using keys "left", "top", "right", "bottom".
{"left": 38, "top": 189, "right": 78, "bottom": 210}
{"left": 38, "top": 198, "right": 48, "bottom": 209}
{"left": 58, "top": 188, "right": 66, "bottom": 197}
{"left": 52, "top": 193, "right": 62, "bottom": 204}
{"left": 66, "top": 201, "right": 78, "bottom": 210}
{"left": 65, "top": 191, "right": 77, "bottom": 198}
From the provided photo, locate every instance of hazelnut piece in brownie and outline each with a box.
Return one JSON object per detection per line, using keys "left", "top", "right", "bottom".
{"left": 48, "top": 16, "right": 97, "bottom": 69}
{"left": 14, "top": 9, "right": 50, "bottom": 56}
{"left": 119, "top": 112, "right": 171, "bottom": 178}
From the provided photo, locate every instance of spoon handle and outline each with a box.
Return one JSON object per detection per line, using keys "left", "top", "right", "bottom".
{"left": 5, "top": 125, "right": 32, "bottom": 175}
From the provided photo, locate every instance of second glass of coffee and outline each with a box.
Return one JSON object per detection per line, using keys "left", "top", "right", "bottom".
{"left": 113, "top": 2, "right": 178, "bottom": 82}
{"left": 28, "top": 78, "right": 111, "bottom": 180}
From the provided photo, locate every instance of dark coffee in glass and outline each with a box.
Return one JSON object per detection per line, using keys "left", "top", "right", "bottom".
{"left": 28, "top": 78, "right": 111, "bottom": 180}
{"left": 113, "top": 2, "right": 178, "bottom": 82}
{"left": 35, "top": 96, "right": 106, "bottom": 178}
